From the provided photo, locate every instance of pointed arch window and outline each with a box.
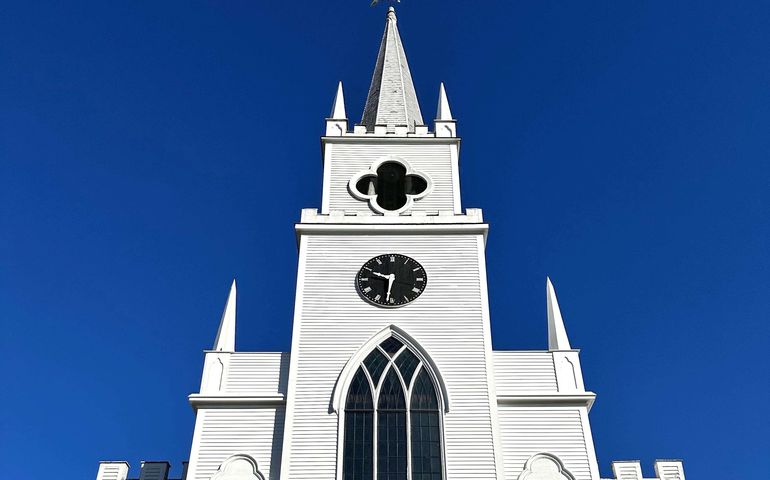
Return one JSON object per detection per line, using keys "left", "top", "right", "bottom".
{"left": 343, "top": 337, "right": 443, "bottom": 480}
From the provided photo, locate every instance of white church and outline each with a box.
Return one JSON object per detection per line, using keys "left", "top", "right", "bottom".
{"left": 97, "top": 8, "right": 685, "bottom": 480}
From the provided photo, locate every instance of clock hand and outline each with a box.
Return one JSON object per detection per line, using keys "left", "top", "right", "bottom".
{"left": 371, "top": 271, "right": 390, "bottom": 279}
{"left": 386, "top": 273, "right": 395, "bottom": 301}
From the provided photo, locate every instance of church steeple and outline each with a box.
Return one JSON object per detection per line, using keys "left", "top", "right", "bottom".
{"left": 361, "top": 7, "right": 424, "bottom": 132}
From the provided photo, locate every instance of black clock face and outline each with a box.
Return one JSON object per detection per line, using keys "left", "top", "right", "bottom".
{"left": 356, "top": 254, "right": 427, "bottom": 307}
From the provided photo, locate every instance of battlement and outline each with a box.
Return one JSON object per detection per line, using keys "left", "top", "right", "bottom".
{"left": 602, "top": 460, "right": 685, "bottom": 480}
{"left": 299, "top": 208, "right": 485, "bottom": 224}
{"left": 96, "top": 461, "right": 188, "bottom": 480}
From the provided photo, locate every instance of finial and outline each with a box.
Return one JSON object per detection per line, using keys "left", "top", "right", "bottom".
{"left": 546, "top": 277, "right": 572, "bottom": 350}
{"left": 387, "top": 6, "right": 397, "bottom": 22}
{"left": 213, "top": 279, "right": 237, "bottom": 352}
{"left": 436, "top": 83, "right": 453, "bottom": 120}
{"left": 330, "top": 81, "right": 346, "bottom": 119}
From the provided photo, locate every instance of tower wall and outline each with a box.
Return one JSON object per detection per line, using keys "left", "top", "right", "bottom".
{"left": 280, "top": 230, "right": 501, "bottom": 480}
{"left": 322, "top": 138, "right": 461, "bottom": 214}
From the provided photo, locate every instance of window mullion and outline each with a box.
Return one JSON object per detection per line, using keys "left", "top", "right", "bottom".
{"left": 406, "top": 383, "right": 412, "bottom": 480}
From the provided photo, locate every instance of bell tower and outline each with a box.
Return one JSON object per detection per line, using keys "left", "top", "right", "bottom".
{"left": 282, "top": 7, "right": 501, "bottom": 480}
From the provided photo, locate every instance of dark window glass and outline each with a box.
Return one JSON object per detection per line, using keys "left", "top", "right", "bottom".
{"left": 410, "top": 368, "right": 438, "bottom": 410}
{"left": 356, "top": 176, "right": 377, "bottom": 196}
{"left": 379, "top": 337, "right": 404, "bottom": 357}
{"left": 346, "top": 367, "right": 374, "bottom": 410}
{"left": 404, "top": 175, "right": 427, "bottom": 195}
{"left": 376, "top": 162, "right": 408, "bottom": 211}
{"left": 378, "top": 369, "right": 407, "bottom": 480}
{"left": 394, "top": 349, "right": 420, "bottom": 386}
{"left": 363, "top": 348, "right": 389, "bottom": 386}
{"left": 344, "top": 368, "right": 374, "bottom": 480}
{"left": 410, "top": 369, "right": 442, "bottom": 480}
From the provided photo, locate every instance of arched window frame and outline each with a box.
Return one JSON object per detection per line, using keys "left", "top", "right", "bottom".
{"left": 334, "top": 326, "right": 448, "bottom": 480}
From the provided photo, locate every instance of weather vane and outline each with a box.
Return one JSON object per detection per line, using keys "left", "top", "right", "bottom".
{"left": 370, "top": 0, "right": 400, "bottom": 7}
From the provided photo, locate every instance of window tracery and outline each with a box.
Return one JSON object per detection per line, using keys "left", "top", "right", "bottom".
{"left": 349, "top": 158, "right": 431, "bottom": 214}
{"left": 342, "top": 337, "right": 444, "bottom": 480}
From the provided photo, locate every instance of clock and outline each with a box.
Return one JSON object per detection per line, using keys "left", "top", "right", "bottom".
{"left": 356, "top": 254, "right": 427, "bottom": 307}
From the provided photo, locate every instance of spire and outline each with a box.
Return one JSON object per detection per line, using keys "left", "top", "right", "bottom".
{"left": 361, "top": 7, "right": 424, "bottom": 132}
{"left": 330, "top": 81, "right": 346, "bottom": 119}
{"left": 436, "top": 82, "right": 453, "bottom": 120}
{"left": 546, "top": 277, "right": 572, "bottom": 350}
{"left": 213, "top": 280, "right": 236, "bottom": 352}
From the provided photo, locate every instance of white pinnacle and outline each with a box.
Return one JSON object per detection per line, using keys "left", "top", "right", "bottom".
{"left": 546, "top": 277, "right": 572, "bottom": 350}
{"left": 330, "top": 81, "right": 346, "bottom": 119}
{"left": 436, "top": 82, "right": 453, "bottom": 120}
{"left": 213, "top": 279, "right": 237, "bottom": 352}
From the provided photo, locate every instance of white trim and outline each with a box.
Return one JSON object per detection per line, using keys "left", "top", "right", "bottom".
{"left": 185, "top": 405, "right": 206, "bottom": 480}
{"left": 496, "top": 393, "right": 597, "bottom": 409}
{"left": 578, "top": 406, "right": 603, "bottom": 480}
{"left": 211, "top": 454, "right": 266, "bottom": 480}
{"left": 348, "top": 156, "right": 433, "bottom": 215}
{"left": 450, "top": 142, "right": 462, "bottom": 214}
{"left": 335, "top": 333, "right": 447, "bottom": 480}
{"left": 321, "top": 142, "right": 333, "bottom": 214}
{"left": 188, "top": 394, "right": 286, "bottom": 408}
{"left": 278, "top": 235, "right": 309, "bottom": 480}
{"left": 476, "top": 234, "right": 506, "bottom": 480}
{"left": 295, "top": 223, "right": 489, "bottom": 246}
{"left": 517, "top": 452, "right": 577, "bottom": 480}
{"left": 322, "top": 136, "right": 460, "bottom": 145}
{"left": 331, "top": 325, "right": 450, "bottom": 414}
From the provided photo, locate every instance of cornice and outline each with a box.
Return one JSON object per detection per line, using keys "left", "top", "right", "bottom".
{"left": 497, "top": 392, "right": 597, "bottom": 411}
{"left": 321, "top": 135, "right": 461, "bottom": 145}
{"left": 188, "top": 394, "right": 286, "bottom": 410}
{"left": 295, "top": 223, "right": 489, "bottom": 247}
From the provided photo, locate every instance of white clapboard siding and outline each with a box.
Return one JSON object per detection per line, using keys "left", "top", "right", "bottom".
{"left": 227, "top": 352, "right": 289, "bottom": 395}
{"left": 493, "top": 351, "right": 558, "bottom": 394}
{"left": 498, "top": 406, "right": 592, "bottom": 480}
{"left": 327, "top": 143, "right": 455, "bottom": 213}
{"left": 193, "top": 407, "right": 285, "bottom": 480}
{"left": 283, "top": 233, "right": 497, "bottom": 480}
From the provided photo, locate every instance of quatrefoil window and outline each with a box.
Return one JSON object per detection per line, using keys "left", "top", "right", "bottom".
{"left": 349, "top": 157, "right": 431, "bottom": 214}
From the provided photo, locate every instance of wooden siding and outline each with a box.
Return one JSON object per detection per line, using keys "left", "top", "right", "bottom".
{"left": 326, "top": 143, "right": 455, "bottom": 213}
{"left": 498, "top": 406, "right": 592, "bottom": 480}
{"left": 226, "top": 352, "right": 289, "bottom": 396}
{"left": 282, "top": 233, "right": 498, "bottom": 480}
{"left": 493, "top": 351, "right": 558, "bottom": 394}
{"left": 192, "top": 407, "right": 285, "bottom": 480}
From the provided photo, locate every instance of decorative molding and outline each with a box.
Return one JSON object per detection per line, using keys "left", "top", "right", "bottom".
{"left": 299, "top": 208, "right": 484, "bottom": 225}
{"left": 188, "top": 394, "right": 286, "bottom": 409}
{"left": 330, "top": 324, "right": 450, "bottom": 414}
{"left": 295, "top": 223, "right": 489, "bottom": 247}
{"left": 517, "top": 453, "right": 577, "bottom": 480}
{"left": 497, "top": 393, "right": 596, "bottom": 410}
{"left": 211, "top": 454, "right": 265, "bottom": 480}
{"left": 322, "top": 135, "right": 461, "bottom": 145}
{"left": 348, "top": 156, "right": 433, "bottom": 215}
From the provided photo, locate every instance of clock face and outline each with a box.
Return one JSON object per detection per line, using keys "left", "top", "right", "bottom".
{"left": 356, "top": 254, "right": 427, "bottom": 307}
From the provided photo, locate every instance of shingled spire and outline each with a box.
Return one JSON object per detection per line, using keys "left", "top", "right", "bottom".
{"left": 361, "top": 7, "right": 424, "bottom": 132}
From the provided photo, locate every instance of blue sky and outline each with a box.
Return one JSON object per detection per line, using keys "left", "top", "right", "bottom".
{"left": 1, "top": 1, "right": 768, "bottom": 479}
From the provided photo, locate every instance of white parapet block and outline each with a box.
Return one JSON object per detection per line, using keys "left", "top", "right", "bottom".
{"left": 139, "top": 461, "right": 170, "bottom": 480}
{"left": 612, "top": 460, "right": 643, "bottom": 480}
{"left": 655, "top": 460, "right": 685, "bottom": 480}
{"left": 96, "top": 461, "right": 130, "bottom": 480}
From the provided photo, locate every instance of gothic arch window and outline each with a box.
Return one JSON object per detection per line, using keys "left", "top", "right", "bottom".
{"left": 343, "top": 336, "right": 444, "bottom": 480}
